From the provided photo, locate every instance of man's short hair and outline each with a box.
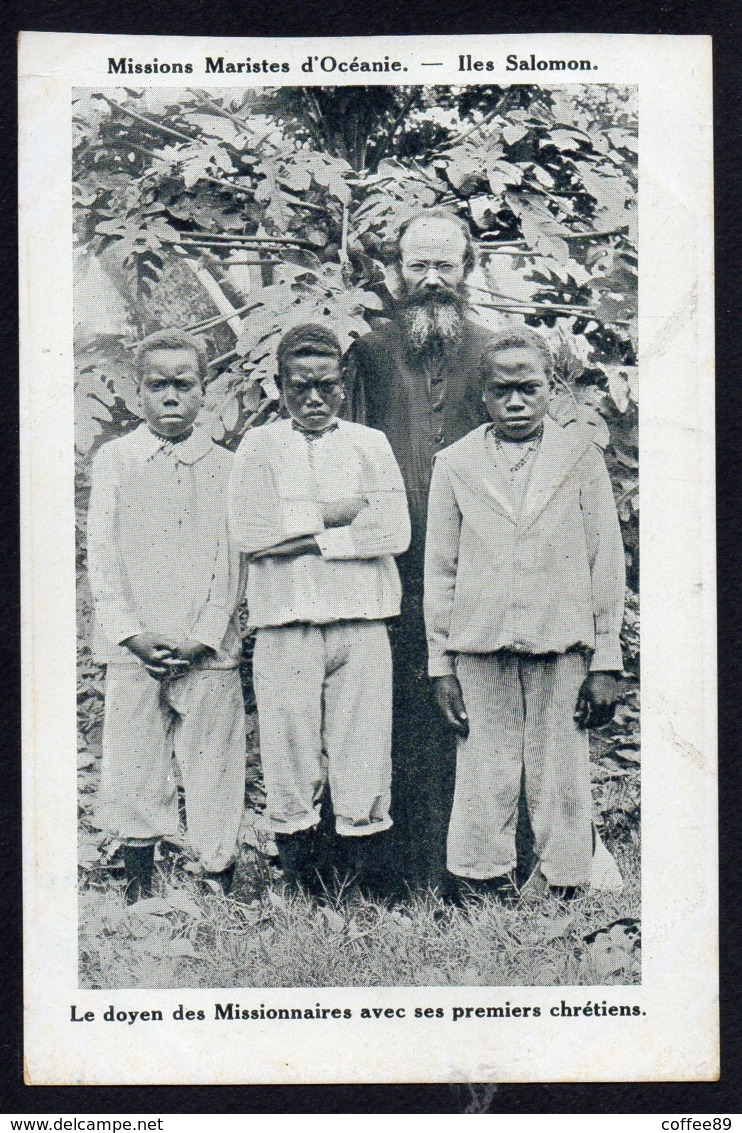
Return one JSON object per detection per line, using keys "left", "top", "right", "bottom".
{"left": 394, "top": 208, "right": 477, "bottom": 276}
{"left": 134, "top": 329, "right": 208, "bottom": 385}
{"left": 479, "top": 329, "right": 555, "bottom": 383}
{"left": 276, "top": 324, "right": 343, "bottom": 386}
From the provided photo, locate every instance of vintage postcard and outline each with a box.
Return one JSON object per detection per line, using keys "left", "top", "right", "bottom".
{"left": 19, "top": 32, "right": 716, "bottom": 1084}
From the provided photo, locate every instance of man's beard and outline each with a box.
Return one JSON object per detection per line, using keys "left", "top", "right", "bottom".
{"left": 396, "top": 280, "right": 468, "bottom": 355}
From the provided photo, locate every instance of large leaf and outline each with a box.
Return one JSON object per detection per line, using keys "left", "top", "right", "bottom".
{"left": 254, "top": 159, "right": 291, "bottom": 232}
{"left": 502, "top": 122, "right": 529, "bottom": 146}
{"left": 604, "top": 365, "right": 636, "bottom": 413}
{"left": 279, "top": 163, "right": 312, "bottom": 193}
{"left": 547, "top": 127, "right": 590, "bottom": 152}
{"left": 307, "top": 152, "right": 353, "bottom": 205}
{"left": 512, "top": 194, "right": 571, "bottom": 265}
{"left": 445, "top": 157, "right": 482, "bottom": 191}
{"left": 182, "top": 152, "right": 213, "bottom": 190}
{"left": 183, "top": 113, "right": 241, "bottom": 144}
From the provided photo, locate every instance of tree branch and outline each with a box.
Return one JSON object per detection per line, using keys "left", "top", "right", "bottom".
{"left": 443, "top": 92, "right": 509, "bottom": 150}
{"left": 182, "top": 299, "right": 263, "bottom": 335}
{"left": 339, "top": 203, "right": 349, "bottom": 264}
{"left": 209, "top": 349, "right": 239, "bottom": 368}
{"left": 171, "top": 232, "right": 316, "bottom": 249}
{"left": 98, "top": 94, "right": 198, "bottom": 144}
{"left": 473, "top": 299, "right": 631, "bottom": 326}
{"left": 189, "top": 89, "right": 259, "bottom": 133}
{"left": 469, "top": 284, "right": 594, "bottom": 315}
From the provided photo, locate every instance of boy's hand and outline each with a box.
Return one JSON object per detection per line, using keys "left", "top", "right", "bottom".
{"left": 122, "top": 633, "right": 178, "bottom": 680}
{"left": 323, "top": 497, "right": 367, "bottom": 528}
{"left": 574, "top": 671, "right": 621, "bottom": 729}
{"left": 169, "top": 640, "right": 213, "bottom": 674}
{"left": 433, "top": 675, "right": 469, "bottom": 739}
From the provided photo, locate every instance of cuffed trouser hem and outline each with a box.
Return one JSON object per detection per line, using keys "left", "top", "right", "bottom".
{"left": 336, "top": 817, "right": 393, "bottom": 838}
{"left": 270, "top": 814, "right": 322, "bottom": 837}
{"left": 269, "top": 815, "right": 393, "bottom": 839}
{"left": 448, "top": 862, "right": 516, "bottom": 881}
{"left": 254, "top": 621, "right": 393, "bottom": 838}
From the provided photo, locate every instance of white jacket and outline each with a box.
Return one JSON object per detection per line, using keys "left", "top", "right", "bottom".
{"left": 424, "top": 417, "right": 625, "bottom": 676}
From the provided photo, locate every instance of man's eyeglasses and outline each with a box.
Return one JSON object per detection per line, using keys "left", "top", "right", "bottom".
{"left": 402, "top": 260, "right": 461, "bottom": 278}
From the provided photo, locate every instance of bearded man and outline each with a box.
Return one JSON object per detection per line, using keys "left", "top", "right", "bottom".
{"left": 345, "top": 209, "right": 494, "bottom": 891}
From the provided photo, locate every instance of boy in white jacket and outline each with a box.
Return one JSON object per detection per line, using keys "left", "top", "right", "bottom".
{"left": 424, "top": 330, "right": 625, "bottom": 900}
{"left": 87, "top": 330, "right": 246, "bottom": 901}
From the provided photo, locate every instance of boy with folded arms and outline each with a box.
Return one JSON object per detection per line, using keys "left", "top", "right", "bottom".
{"left": 229, "top": 325, "right": 410, "bottom": 896}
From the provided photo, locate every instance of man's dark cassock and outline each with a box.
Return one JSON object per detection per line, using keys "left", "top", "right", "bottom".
{"left": 345, "top": 317, "right": 494, "bottom": 890}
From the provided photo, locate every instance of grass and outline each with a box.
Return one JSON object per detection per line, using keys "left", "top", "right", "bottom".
{"left": 77, "top": 628, "right": 641, "bottom": 991}
{"left": 78, "top": 839, "right": 640, "bottom": 990}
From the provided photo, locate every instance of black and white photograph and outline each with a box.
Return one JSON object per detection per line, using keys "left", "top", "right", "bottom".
{"left": 72, "top": 79, "right": 640, "bottom": 991}
{"left": 20, "top": 32, "right": 715, "bottom": 1085}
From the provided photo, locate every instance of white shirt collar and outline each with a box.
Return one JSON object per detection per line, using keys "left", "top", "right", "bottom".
{"left": 130, "top": 422, "right": 214, "bottom": 465}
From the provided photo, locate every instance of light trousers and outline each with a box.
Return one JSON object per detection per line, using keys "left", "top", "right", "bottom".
{"left": 95, "top": 663, "right": 246, "bottom": 873}
{"left": 252, "top": 620, "right": 393, "bottom": 837}
{"left": 448, "top": 651, "right": 593, "bottom": 886}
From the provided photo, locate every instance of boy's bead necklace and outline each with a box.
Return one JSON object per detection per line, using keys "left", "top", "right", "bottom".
{"left": 291, "top": 419, "right": 339, "bottom": 479}
{"left": 148, "top": 426, "right": 193, "bottom": 456}
{"left": 492, "top": 424, "right": 543, "bottom": 475}
{"left": 291, "top": 419, "right": 339, "bottom": 440}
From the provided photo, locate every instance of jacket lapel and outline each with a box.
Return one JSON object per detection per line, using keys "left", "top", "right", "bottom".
{"left": 445, "top": 427, "right": 517, "bottom": 524}
{"left": 520, "top": 416, "right": 591, "bottom": 529}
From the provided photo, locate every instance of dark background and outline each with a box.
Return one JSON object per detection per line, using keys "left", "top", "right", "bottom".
{"left": 3, "top": 0, "right": 740, "bottom": 1115}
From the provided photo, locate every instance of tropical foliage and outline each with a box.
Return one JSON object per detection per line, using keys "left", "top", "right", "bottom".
{"left": 73, "top": 84, "right": 638, "bottom": 591}
{"left": 74, "top": 84, "right": 640, "bottom": 890}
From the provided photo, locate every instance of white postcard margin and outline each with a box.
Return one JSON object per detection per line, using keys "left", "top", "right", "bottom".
{"left": 19, "top": 32, "right": 717, "bottom": 1085}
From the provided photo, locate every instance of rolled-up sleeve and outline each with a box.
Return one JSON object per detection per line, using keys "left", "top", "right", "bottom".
{"left": 229, "top": 433, "right": 324, "bottom": 555}
{"left": 317, "top": 434, "right": 411, "bottom": 561}
{"left": 424, "top": 457, "right": 462, "bottom": 677}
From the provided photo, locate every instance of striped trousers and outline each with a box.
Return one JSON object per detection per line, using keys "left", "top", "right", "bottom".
{"left": 448, "top": 651, "right": 593, "bottom": 886}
